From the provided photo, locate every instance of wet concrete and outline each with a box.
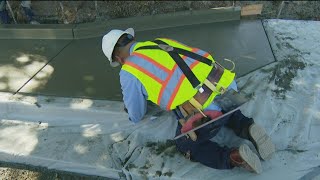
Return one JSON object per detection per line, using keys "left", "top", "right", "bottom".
{"left": 137, "top": 19, "right": 275, "bottom": 77}
{"left": 20, "top": 37, "right": 123, "bottom": 101}
{"left": 73, "top": 7, "right": 240, "bottom": 39}
{"left": 0, "top": 39, "right": 71, "bottom": 93}
{"left": 18, "top": 20, "right": 274, "bottom": 100}
{"left": 0, "top": 24, "right": 75, "bottom": 39}
{"left": 0, "top": 6, "right": 275, "bottom": 101}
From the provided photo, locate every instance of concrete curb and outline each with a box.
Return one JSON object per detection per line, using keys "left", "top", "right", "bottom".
{"left": 0, "top": 7, "right": 240, "bottom": 40}
{"left": 73, "top": 6, "right": 241, "bottom": 39}
{"left": 0, "top": 24, "right": 75, "bottom": 39}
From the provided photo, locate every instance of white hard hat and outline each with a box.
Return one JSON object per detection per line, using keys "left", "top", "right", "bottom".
{"left": 101, "top": 28, "right": 135, "bottom": 67}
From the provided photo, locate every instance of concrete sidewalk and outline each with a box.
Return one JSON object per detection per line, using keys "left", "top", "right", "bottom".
{"left": 0, "top": 7, "right": 275, "bottom": 100}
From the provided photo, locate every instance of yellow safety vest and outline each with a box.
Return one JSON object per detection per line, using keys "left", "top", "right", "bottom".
{"left": 122, "top": 38, "right": 235, "bottom": 110}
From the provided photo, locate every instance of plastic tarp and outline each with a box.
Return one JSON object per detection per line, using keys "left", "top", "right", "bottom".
{"left": 0, "top": 19, "right": 320, "bottom": 179}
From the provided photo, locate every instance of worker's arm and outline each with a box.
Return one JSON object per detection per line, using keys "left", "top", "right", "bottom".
{"left": 120, "top": 70, "right": 148, "bottom": 123}
{"left": 205, "top": 80, "right": 238, "bottom": 111}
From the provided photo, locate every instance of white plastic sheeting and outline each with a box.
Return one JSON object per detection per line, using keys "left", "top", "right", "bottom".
{"left": 0, "top": 19, "right": 320, "bottom": 179}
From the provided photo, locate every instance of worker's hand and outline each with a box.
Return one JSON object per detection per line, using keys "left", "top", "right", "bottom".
{"left": 181, "top": 110, "right": 222, "bottom": 133}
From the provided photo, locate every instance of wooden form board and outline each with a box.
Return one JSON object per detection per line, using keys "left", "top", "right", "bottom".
{"left": 241, "top": 4, "right": 263, "bottom": 16}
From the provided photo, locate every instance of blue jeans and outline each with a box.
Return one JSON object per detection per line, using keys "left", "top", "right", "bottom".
{"left": 174, "top": 109, "right": 254, "bottom": 169}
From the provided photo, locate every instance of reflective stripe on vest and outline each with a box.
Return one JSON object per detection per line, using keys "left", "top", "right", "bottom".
{"left": 122, "top": 38, "right": 235, "bottom": 110}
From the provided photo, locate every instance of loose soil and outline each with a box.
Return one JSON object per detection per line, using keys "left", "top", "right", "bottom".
{"left": 4, "top": 1, "right": 320, "bottom": 24}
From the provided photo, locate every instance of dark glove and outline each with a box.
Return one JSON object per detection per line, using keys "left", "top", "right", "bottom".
{"left": 123, "top": 105, "right": 128, "bottom": 113}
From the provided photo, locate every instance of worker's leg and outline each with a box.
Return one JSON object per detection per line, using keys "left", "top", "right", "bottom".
{"left": 175, "top": 122, "right": 233, "bottom": 169}
{"left": 225, "top": 110, "right": 275, "bottom": 160}
{"left": 20, "top": 0, "right": 31, "bottom": 8}
{"left": 21, "top": 0, "right": 39, "bottom": 24}
{"left": 224, "top": 110, "right": 254, "bottom": 139}
{"left": 174, "top": 122, "right": 262, "bottom": 173}
{"left": 0, "top": 0, "right": 6, "bottom": 11}
{"left": 21, "top": 0, "right": 33, "bottom": 22}
{"left": 0, "top": 0, "right": 10, "bottom": 24}
{"left": 173, "top": 109, "right": 262, "bottom": 172}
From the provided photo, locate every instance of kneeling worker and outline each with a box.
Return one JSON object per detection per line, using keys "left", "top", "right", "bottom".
{"left": 101, "top": 28, "right": 275, "bottom": 173}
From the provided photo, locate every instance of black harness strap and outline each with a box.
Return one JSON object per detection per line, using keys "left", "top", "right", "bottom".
{"left": 136, "top": 41, "right": 213, "bottom": 66}
{"left": 135, "top": 45, "right": 161, "bottom": 50}
{"left": 135, "top": 39, "right": 213, "bottom": 90}
{"left": 154, "top": 40, "right": 213, "bottom": 66}
{"left": 167, "top": 50, "right": 201, "bottom": 89}
{"left": 174, "top": 48, "right": 213, "bottom": 66}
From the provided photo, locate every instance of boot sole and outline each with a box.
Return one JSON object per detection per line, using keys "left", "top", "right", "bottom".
{"left": 239, "top": 144, "right": 262, "bottom": 174}
{"left": 249, "top": 124, "right": 275, "bottom": 160}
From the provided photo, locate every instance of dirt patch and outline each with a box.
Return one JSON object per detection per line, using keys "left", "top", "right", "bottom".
{"left": 146, "top": 140, "right": 178, "bottom": 157}
{"left": 271, "top": 57, "right": 305, "bottom": 98}
{"left": 3, "top": 1, "right": 320, "bottom": 24}
{"left": 0, "top": 162, "right": 113, "bottom": 180}
{"left": 260, "top": 55, "right": 306, "bottom": 99}
{"left": 0, "top": 167, "right": 41, "bottom": 180}
{"left": 163, "top": 171, "right": 174, "bottom": 177}
{"left": 125, "top": 140, "right": 179, "bottom": 178}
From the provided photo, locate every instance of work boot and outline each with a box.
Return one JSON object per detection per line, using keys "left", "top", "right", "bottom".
{"left": 230, "top": 144, "right": 262, "bottom": 174}
{"left": 248, "top": 123, "right": 275, "bottom": 160}
{"left": 0, "top": 10, "right": 10, "bottom": 24}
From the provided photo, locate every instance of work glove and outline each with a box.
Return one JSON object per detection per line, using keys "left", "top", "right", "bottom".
{"left": 123, "top": 105, "right": 128, "bottom": 113}
{"left": 181, "top": 110, "right": 222, "bottom": 133}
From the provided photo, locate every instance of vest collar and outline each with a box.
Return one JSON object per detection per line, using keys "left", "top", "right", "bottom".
{"left": 129, "top": 42, "right": 138, "bottom": 55}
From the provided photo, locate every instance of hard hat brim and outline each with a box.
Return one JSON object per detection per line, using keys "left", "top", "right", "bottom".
{"left": 102, "top": 28, "right": 135, "bottom": 67}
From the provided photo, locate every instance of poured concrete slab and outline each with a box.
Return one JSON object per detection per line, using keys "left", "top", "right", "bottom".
{"left": 19, "top": 37, "right": 123, "bottom": 101}
{"left": 1, "top": 6, "right": 245, "bottom": 99}
{"left": 137, "top": 19, "right": 275, "bottom": 77}
{"left": 20, "top": 20, "right": 275, "bottom": 100}
{"left": 0, "top": 24, "right": 75, "bottom": 39}
{"left": 73, "top": 7, "right": 240, "bottom": 39}
{"left": 0, "top": 39, "right": 72, "bottom": 93}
